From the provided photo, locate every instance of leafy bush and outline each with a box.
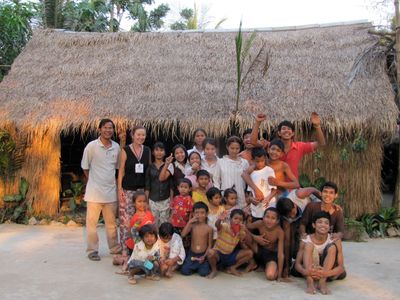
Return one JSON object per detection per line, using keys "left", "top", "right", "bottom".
{"left": 360, "top": 207, "right": 400, "bottom": 238}
{"left": 1, "top": 177, "right": 33, "bottom": 223}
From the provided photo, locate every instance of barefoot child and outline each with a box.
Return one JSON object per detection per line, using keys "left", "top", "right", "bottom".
{"left": 158, "top": 222, "right": 186, "bottom": 278}
{"left": 127, "top": 225, "right": 160, "bottom": 285}
{"left": 191, "top": 170, "right": 211, "bottom": 206}
{"left": 181, "top": 202, "right": 213, "bottom": 277}
{"left": 295, "top": 211, "right": 346, "bottom": 295}
{"left": 206, "top": 187, "right": 225, "bottom": 240}
{"left": 247, "top": 207, "right": 284, "bottom": 281}
{"left": 276, "top": 188, "right": 321, "bottom": 278}
{"left": 300, "top": 182, "right": 344, "bottom": 241}
{"left": 169, "top": 178, "right": 193, "bottom": 234}
{"left": 207, "top": 209, "right": 253, "bottom": 278}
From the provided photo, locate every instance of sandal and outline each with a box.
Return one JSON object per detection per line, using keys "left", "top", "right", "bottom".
{"left": 88, "top": 251, "right": 101, "bottom": 261}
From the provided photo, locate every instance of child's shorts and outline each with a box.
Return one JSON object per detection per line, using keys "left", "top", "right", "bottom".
{"left": 217, "top": 249, "right": 239, "bottom": 267}
{"left": 181, "top": 250, "right": 210, "bottom": 277}
{"left": 260, "top": 247, "right": 277, "bottom": 266}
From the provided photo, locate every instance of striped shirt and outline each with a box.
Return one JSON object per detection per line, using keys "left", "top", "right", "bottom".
{"left": 214, "top": 156, "right": 249, "bottom": 208}
{"left": 214, "top": 223, "right": 245, "bottom": 255}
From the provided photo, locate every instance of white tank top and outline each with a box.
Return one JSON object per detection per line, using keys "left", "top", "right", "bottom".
{"left": 302, "top": 234, "right": 333, "bottom": 255}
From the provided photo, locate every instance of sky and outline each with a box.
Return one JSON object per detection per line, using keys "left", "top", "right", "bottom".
{"left": 121, "top": 0, "right": 394, "bottom": 31}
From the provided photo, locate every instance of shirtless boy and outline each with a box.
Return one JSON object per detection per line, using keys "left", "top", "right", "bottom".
{"left": 180, "top": 202, "right": 213, "bottom": 277}
{"left": 247, "top": 207, "right": 285, "bottom": 281}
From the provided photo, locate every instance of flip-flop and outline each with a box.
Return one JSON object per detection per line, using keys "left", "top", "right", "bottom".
{"left": 88, "top": 251, "right": 101, "bottom": 261}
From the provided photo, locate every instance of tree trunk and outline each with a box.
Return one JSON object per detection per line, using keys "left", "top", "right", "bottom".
{"left": 393, "top": 0, "right": 400, "bottom": 215}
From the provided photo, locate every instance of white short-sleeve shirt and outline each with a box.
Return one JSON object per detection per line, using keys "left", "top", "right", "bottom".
{"left": 81, "top": 138, "right": 120, "bottom": 203}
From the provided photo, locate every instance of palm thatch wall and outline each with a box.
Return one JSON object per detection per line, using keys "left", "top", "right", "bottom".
{"left": 0, "top": 21, "right": 398, "bottom": 217}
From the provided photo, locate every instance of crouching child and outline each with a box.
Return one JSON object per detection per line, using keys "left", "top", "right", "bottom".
{"left": 295, "top": 211, "right": 346, "bottom": 295}
{"left": 158, "top": 222, "right": 186, "bottom": 278}
{"left": 127, "top": 225, "right": 160, "bottom": 285}
{"left": 207, "top": 209, "right": 253, "bottom": 278}
{"left": 180, "top": 202, "right": 213, "bottom": 277}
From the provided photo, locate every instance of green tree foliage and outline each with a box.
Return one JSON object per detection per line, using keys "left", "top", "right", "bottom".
{"left": 170, "top": 7, "right": 196, "bottom": 30}
{"left": 0, "top": 0, "right": 36, "bottom": 81}
{"left": 61, "top": 0, "right": 112, "bottom": 32}
{"left": 128, "top": 0, "right": 169, "bottom": 32}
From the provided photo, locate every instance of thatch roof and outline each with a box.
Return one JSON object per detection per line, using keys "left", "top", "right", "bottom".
{"left": 0, "top": 21, "right": 398, "bottom": 138}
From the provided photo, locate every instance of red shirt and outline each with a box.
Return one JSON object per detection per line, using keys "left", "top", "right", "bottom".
{"left": 280, "top": 141, "right": 315, "bottom": 178}
{"left": 125, "top": 210, "right": 155, "bottom": 250}
{"left": 170, "top": 195, "right": 193, "bottom": 228}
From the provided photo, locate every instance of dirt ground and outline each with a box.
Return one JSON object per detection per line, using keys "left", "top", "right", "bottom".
{"left": 0, "top": 224, "right": 399, "bottom": 300}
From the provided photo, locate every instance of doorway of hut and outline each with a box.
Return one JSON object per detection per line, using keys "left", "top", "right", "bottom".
{"left": 59, "top": 125, "right": 230, "bottom": 213}
{"left": 382, "top": 142, "right": 398, "bottom": 208}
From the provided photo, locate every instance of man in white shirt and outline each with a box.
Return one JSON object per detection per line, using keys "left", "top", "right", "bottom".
{"left": 81, "top": 119, "right": 121, "bottom": 261}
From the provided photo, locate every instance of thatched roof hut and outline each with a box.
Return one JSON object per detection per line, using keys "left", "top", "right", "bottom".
{"left": 0, "top": 21, "right": 398, "bottom": 217}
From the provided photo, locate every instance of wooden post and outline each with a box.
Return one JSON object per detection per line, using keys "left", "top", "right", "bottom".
{"left": 393, "top": 0, "right": 400, "bottom": 215}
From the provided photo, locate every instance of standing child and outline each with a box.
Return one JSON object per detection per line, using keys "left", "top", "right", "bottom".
{"left": 207, "top": 209, "right": 253, "bottom": 278}
{"left": 247, "top": 208, "right": 285, "bottom": 281}
{"left": 158, "top": 222, "right": 186, "bottom": 278}
{"left": 214, "top": 136, "right": 249, "bottom": 208}
{"left": 191, "top": 170, "right": 211, "bottom": 206}
{"left": 125, "top": 191, "right": 156, "bottom": 252}
{"left": 202, "top": 138, "right": 220, "bottom": 186}
{"left": 206, "top": 187, "right": 225, "bottom": 240}
{"left": 295, "top": 211, "right": 346, "bottom": 295}
{"left": 181, "top": 202, "right": 213, "bottom": 277}
{"left": 187, "top": 128, "right": 207, "bottom": 159}
{"left": 145, "top": 142, "right": 173, "bottom": 227}
{"left": 169, "top": 178, "right": 193, "bottom": 234}
{"left": 127, "top": 225, "right": 160, "bottom": 285}
{"left": 242, "top": 147, "right": 277, "bottom": 222}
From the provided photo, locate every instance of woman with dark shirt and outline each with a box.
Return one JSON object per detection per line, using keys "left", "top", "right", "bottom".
{"left": 117, "top": 126, "right": 151, "bottom": 257}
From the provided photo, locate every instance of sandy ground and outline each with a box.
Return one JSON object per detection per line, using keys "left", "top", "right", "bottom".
{"left": 0, "top": 224, "right": 399, "bottom": 300}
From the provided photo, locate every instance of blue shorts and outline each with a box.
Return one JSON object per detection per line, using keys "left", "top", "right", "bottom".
{"left": 217, "top": 249, "right": 239, "bottom": 267}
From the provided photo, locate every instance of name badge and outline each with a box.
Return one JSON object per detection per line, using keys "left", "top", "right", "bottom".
{"left": 135, "top": 163, "right": 144, "bottom": 173}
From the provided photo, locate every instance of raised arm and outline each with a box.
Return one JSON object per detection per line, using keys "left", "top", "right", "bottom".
{"left": 250, "top": 113, "right": 270, "bottom": 147}
{"left": 159, "top": 154, "right": 173, "bottom": 182}
{"left": 311, "top": 112, "right": 326, "bottom": 147}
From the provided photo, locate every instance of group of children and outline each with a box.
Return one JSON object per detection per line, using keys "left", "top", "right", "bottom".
{"left": 112, "top": 113, "right": 346, "bottom": 295}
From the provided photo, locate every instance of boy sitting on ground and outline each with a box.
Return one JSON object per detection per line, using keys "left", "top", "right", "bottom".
{"left": 180, "top": 202, "right": 213, "bottom": 277}
{"left": 158, "top": 222, "right": 186, "bottom": 278}
{"left": 299, "top": 182, "right": 344, "bottom": 241}
{"left": 295, "top": 211, "right": 346, "bottom": 295}
{"left": 247, "top": 207, "right": 285, "bottom": 281}
{"left": 207, "top": 209, "right": 253, "bottom": 278}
